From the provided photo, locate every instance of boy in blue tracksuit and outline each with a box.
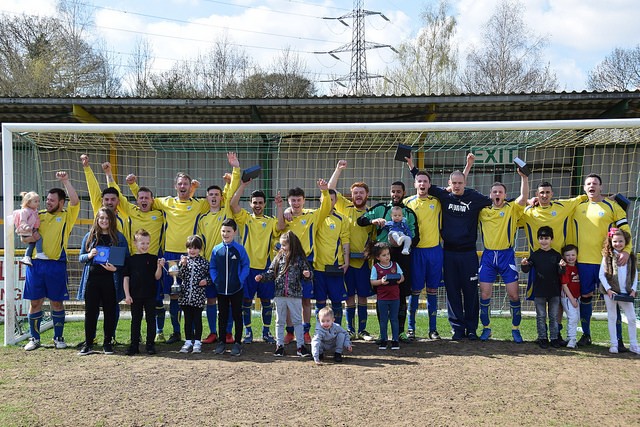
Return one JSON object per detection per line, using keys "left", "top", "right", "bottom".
{"left": 210, "top": 218, "right": 250, "bottom": 356}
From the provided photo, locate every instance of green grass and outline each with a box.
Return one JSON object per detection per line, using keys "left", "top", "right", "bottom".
{"left": 1, "top": 312, "right": 615, "bottom": 347}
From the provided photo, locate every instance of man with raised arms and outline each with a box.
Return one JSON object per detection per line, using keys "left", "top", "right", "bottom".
{"left": 477, "top": 170, "right": 528, "bottom": 342}
{"left": 102, "top": 162, "right": 166, "bottom": 342}
{"left": 312, "top": 188, "right": 350, "bottom": 327}
{"left": 328, "top": 160, "right": 376, "bottom": 340}
{"left": 573, "top": 173, "right": 632, "bottom": 348}
{"left": 230, "top": 179, "right": 285, "bottom": 344}
{"left": 195, "top": 156, "right": 241, "bottom": 344}
{"left": 127, "top": 152, "right": 240, "bottom": 344}
{"left": 402, "top": 169, "right": 443, "bottom": 340}
{"left": 23, "top": 172, "right": 80, "bottom": 351}
{"left": 518, "top": 180, "right": 587, "bottom": 342}
{"left": 282, "top": 179, "right": 332, "bottom": 345}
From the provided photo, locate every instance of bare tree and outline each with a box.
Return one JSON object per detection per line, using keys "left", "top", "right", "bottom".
{"left": 127, "top": 38, "right": 154, "bottom": 97}
{"left": 459, "top": 0, "right": 558, "bottom": 94}
{"left": 0, "top": 3, "right": 120, "bottom": 97}
{"left": 196, "top": 34, "right": 252, "bottom": 97}
{"left": 377, "top": 0, "right": 459, "bottom": 95}
{"left": 587, "top": 45, "right": 640, "bottom": 91}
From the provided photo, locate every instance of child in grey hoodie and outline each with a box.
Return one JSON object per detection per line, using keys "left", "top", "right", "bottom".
{"left": 311, "top": 306, "right": 352, "bottom": 364}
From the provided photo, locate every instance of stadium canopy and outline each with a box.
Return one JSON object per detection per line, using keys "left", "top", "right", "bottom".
{"left": 1, "top": 91, "right": 640, "bottom": 124}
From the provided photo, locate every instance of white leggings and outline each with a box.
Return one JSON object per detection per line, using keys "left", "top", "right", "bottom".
{"left": 389, "top": 231, "right": 411, "bottom": 252}
{"left": 603, "top": 294, "right": 637, "bottom": 347}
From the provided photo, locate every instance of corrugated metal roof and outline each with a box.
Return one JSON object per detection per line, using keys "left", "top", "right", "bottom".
{"left": 1, "top": 90, "right": 639, "bottom": 124}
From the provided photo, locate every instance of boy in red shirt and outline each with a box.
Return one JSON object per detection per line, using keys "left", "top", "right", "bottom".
{"left": 560, "top": 245, "right": 580, "bottom": 349}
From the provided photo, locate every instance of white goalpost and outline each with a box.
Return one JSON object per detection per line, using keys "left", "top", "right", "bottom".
{"left": 3, "top": 119, "right": 640, "bottom": 345}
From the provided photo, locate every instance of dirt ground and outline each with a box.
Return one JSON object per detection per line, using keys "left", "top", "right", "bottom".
{"left": 1, "top": 338, "right": 639, "bottom": 427}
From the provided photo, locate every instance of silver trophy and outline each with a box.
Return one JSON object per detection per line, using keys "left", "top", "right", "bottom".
{"left": 168, "top": 260, "right": 180, "bottom": 295}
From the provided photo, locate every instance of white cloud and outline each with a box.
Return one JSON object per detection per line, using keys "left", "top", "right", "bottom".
{"left": 0, "top": 0, "right": 57, "bottom": 16}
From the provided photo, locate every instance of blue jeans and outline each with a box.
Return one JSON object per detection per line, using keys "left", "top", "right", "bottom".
{"left": 378, "top": 299, "right": 400, "bottom": 342}
{"left": 534, "top": 296, "right": 560, "bottom": 340}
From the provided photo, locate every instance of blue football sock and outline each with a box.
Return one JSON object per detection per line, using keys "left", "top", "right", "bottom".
{"left": 357, "top": 304, "right": 368, "bottom": 333}
{"left": 332, "top": 303, "right": 343, "bottom": 326}
{"left": 408, "top": 294, "right": 419, "bottom": 330}
{"left": 286, "top": 326, "right": 294, "bottom": 334}
{"left": 261, "top": 300, "right": 273, "bottom": 333}
{"left": 226, "top": 310, "right": 233, "bottom": 334}
{"left": 345, "top": 305, "right": 356, "bottom": 332}
{"left": 242, "top": 300, "right": 252, "bottom": 329}
{"left": 51, "top": 310, "right": 65, "bottom": 339}
{"left": 206, "top": 303, "right": 218, "bottom": 334}
{"left": 480, "top": 298, "right": 491, "bottom": 327}
{"left": 510, "top": 300, "right": 522, "bottom": 327}
{"left": 426, "top": 292, "right": 438, "bottom": 332}
{"left": 28, "top": 310, "right": 43, "bottom": 340}
{"left": 169, "top": 299, "right": 181, "bottom": 334}
{"left": 155, "top": 301, "right": 166, "bottom": 333}
{"left": 303, "top": 323, "right": 311, "bottom": 333}
{"left": 580, "top": 297, "right": 593, "bottom": 336}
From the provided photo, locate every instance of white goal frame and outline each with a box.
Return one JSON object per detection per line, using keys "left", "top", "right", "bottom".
{"left": 3, "top": 119, "right": 640, "bottom": 345}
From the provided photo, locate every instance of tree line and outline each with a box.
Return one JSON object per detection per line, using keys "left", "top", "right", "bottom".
{"left": 1, "top": 0, "right": 637, "bottom": 98}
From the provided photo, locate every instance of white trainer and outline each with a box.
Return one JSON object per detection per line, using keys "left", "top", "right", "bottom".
{"left": 24, "top": 338, "right": 41, "bottom": 351}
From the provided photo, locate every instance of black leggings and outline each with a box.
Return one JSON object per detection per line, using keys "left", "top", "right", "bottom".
{"left": 85, "top": 274, "right": 116, "bottom": 345}
{"left": 182, "top": 305, "right": 203, "bottom": 342}
{"left": 218, "top": 291, "right": 243, "bottom": 344}
{"left": 131, "top": 297, "right": 156, "bottom": 345}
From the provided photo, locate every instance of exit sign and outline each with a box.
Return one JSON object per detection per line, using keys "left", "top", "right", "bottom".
{"left": 471, "top": 147, "right": 519, "bottom": 165}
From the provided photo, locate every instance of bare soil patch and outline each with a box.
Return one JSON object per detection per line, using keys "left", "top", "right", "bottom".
{"left": 1, "top": 339, "right": 639, "bottom": 427}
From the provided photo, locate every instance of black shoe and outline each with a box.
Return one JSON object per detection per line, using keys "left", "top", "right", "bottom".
{"left": 467, "top": 332, "right": 479, "bottom": 341}
{"left": 146, "top": 345, "right": 157, "bottom": 355}
{"left": 296, "top": 346, "right": 311, "bottom": 357}
{"left": 103, "top": 342, "right": 115, "bottom": 355}
{"left": 125, "top": 345, "right": 139, "bottom": 356}
{"left": 274, "top": 345, "right": 285, "bottom": 357}
{"left": 538, "top": 339, "right": 550, "bottom": 349}
{"left": 618, "top": 340, "right": 629, "bottom": 353}
{"left": 390, "top": 341, "right": 400, "bottom": 350}
{"left": 452, "top": 330, "right": 466, "bottom": 341}
{"left": 318, "top": 353, "right": 324, "bottom": 361}
{"left": 166, "top": 333, "right": 181, "bottom": 345}
{"left": 550, "top": 338, "right": 563, "bottom": 348}
{"left": 428, "top": 330, "right": 442, "bottom": 340}
{"left": 334, "top": 352, "right": 343, "bottom": 363}
{"left": 78, "top": 345, "right": 93, "bottom": 356}
{"left": 577, "top": 334, "right": 592, "bottom": 346}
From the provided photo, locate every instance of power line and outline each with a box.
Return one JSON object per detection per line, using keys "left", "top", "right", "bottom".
{"left": 73, "top": 1, "right": 346, "bottom": 45}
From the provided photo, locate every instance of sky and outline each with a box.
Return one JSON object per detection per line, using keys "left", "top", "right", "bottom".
{"left": 2, "top": 0, "right": 640, "bottom": 94}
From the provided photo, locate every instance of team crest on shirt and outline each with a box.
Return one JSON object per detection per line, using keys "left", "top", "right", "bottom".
{"left": 151, "top": 215, "right": 158, "bottom": 220}
{"left": 187, "top": 206, "right": 192, "bottom": 210}
{"left": 499, "top": 212, "right": 505, "bottom": 217}
{"left": 330, "top": 223, "right": 335, "bottom": 229}
{"left": 429, "top": 204, "right": 435, "bottom": 209}
{"left": 301, "top": 219, "right": 307, "bottom": 225}
{"left": 261, "top": 222, "right": 267, "bottom": 228}
{"left": 598, "top": 211, "right": 604, "bottom": 217}
{"left": 551, "top": 211, "right": 557, "bottom": 216}
{"left": 56, "top": 217, "right": 62, "bottom": 222}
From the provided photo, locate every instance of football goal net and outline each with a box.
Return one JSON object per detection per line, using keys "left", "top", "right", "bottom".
{"left": 2, "top": 120, "right": 639, "bottom": 345}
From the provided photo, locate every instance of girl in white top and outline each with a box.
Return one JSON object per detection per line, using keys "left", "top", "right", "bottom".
{"left": 598, "top": 228, "right": 638, "bottom": 354}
